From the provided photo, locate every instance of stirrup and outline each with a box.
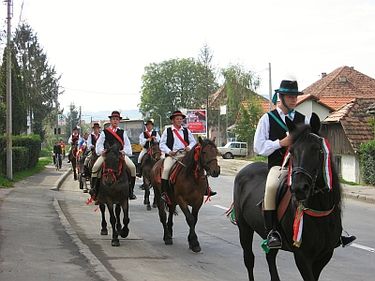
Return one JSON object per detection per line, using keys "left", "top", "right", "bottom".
{"left": 266, "top": 230, "right": 282, "bottom": 249}
{"left": 341, "top": 235, "right": 356, "bottom": 248}
{"left": 161, "top": 192, "right": 172, "bottom": 206}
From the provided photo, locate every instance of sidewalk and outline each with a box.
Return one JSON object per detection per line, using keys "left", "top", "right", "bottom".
{"left": 218, "top": 158, "right": 375, "bottom": 204}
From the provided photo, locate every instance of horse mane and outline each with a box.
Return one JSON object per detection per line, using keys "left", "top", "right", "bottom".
{"left": 182, "top": 139, "right": 216, "bottom": 176}
{"left": 290, "top": 123, "right": 342, "bottom": 211}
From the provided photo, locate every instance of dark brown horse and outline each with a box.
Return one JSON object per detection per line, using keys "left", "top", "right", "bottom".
{"left": 68, "top": 144, "right": 78, "bottom": 181}
{"left": 141, "top": 142, "right": 162, "bottom": 210}
{"left": 150, "top": 138, "right": 220, "bottom": 252}
{"left": 97, "top": 142, "right": 130, "bottom": 247}
{"left": 233, "top": 114, "right": 343, "bottom": 281}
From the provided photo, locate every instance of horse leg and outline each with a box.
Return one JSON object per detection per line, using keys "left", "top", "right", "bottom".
{"left": 107, "top": 203, "right": 120, "bottom": 247}
{"left": 294, "top": 252, "right": 315, "bottom": 281}
{"left": 120, "top": 200, "right": 130, "bottom": 238}
{"left": 312, "top": 250, "right": 333, "bottom": 280}
{"left": 144, "top": 179, "right": 151, "bottom": 211}
{"left": 115, "top": 204, "right": 122, "bottom": 233}
{"left": 180, "top": 201, "right": 201, "bottom": 253}
{"left": 237, "top": 216, "right": 256, "bottom": 281}
{"left": 155, "top": 188, "right": 172, "bottom": 245}
{"left": 167, "top": 203, "right": 176, "bottom": 239}
{"left": 99, "top": 203, "right": 108, "bottom": 235}
{"left": 266, "top": 250, "right": 281, "bottom": 281}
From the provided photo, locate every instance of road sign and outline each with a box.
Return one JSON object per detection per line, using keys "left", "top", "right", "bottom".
{"left": 58, "top": 114, "right": 66, "bottom": 126}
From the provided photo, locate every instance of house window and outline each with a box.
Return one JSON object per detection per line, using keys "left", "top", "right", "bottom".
{"left": 333, "top": 155, "right": 342, "bottom": 177}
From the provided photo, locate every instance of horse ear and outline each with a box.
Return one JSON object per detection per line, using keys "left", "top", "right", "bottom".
{"left": 310, "top": 113, "right": 321, "bottom": 134}
{"left": 198, "top": 136, "right": 203, "bottom": 144}
{"left": 285, "top": 116, "right": 296, "bottom": 133}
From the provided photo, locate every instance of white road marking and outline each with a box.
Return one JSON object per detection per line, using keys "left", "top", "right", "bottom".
{"left": 213, "top": 206, "right": 375, "bottom": 254}
{"left": 350, "top": 243, "right": 375, "bottom": 253}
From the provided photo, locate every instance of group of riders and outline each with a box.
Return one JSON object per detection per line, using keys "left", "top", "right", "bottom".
{"left": 57, "top": 78, "right": 355, "bottom": 250}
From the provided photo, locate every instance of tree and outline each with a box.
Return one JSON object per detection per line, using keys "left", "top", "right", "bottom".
{"left": 234, "top": 95, "right": 263, "bottom": 156}
{"left": 221, "top": 64, "right": 260, "bottom": 126}
{"left": 65, "top": 103, "right": 80, "bottom": 139}
{"left": 140, "top": 58, "right": 217, "bottom": 129}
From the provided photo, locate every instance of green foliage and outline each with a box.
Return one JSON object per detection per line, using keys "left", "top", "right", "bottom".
{"left": 0, "top": 134, "right": 41, "bottom": 175}
{"left": 359, "top": 140, "right": 375, "bottom": 185}
{"left": 140, "top": 57, "right": 218, "bottom": 129}
{"left": 233, "top": 96, "right": 263, "bottom": 155}
{"left": 221, "top": 64, "right": 260, "bottom": 126}
{"left": 64, "top": 103, "right": 80, "bottom": 138}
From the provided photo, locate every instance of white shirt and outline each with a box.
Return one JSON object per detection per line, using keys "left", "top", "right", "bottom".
{"left": 96, "top": 127, "right": 132, "bottom": 156}
{"left": 87, "top": 133, "right": 100, "bottom": 150}
{"left": 139, "top": 130, "right": 161, "bottom": 147}
{"left": 159, "top": 125, "right": 196, "bottom": 154}
{"left": 68, "top": 134, "right": 82, "bottom": 145}
{"left": 253, "top": 107, "right": 310, "bottom": 156}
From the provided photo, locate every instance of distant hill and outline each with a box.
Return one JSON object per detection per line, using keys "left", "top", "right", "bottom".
{"left": 81, "top": 110, "right": 142, "bottom": 122}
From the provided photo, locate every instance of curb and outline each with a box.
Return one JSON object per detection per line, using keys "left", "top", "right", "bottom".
{"left": 343, "top": 191, "right": 375, "bottom": 204}
{"left": 55, "top": 168, "right": 72, "bottom": 191}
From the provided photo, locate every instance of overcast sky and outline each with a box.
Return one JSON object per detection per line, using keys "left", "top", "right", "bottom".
{"left": 1, "top": 0, "right": 375, "bottom": 117}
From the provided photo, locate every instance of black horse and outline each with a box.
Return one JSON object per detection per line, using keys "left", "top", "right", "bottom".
{"left": 234, "top": 114, "right": 342, "bottom": 281}
{"left": 140, "top": 142, "right": 161, "bottom": 210}
{"left": 97, "top": 142, "right": 130, "bottom": 247}
{"left": 68, "top": 144, "right": 78, "bottom": 181}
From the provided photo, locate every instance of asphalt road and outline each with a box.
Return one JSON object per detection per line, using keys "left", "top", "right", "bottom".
{"left": 57, "top": 172, "right": 375, "bottom": 281}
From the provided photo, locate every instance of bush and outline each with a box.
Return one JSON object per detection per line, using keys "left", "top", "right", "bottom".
{"left": 359, "top": 140, "right": 375, "bottom": 185}
{"left": 0, "top": 134, "right": 41, "bottom": 175}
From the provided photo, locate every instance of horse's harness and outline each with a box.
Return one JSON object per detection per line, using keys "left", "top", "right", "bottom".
{"left": 102, "top": 154, "right": 124, "bottom": 184}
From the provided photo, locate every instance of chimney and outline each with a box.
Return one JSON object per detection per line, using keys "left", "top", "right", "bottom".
{"left": 321, "top": 72, "right": 327, "bottom": 78}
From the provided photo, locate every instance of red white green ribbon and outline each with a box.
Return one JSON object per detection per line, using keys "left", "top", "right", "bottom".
{"left": 322, "top": 138, "right": 333, "bottom": 191}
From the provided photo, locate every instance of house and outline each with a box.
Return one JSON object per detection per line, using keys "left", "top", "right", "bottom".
{"left": 320, "top": 98, "right": 375, "bottom": 183}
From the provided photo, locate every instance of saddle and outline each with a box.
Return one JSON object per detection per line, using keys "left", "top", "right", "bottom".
{"left": 153, "top": 159, "right": 182, "bottom": 186}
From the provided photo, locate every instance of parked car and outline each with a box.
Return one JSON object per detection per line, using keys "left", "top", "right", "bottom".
{"left": 217, "top": 142, "right": 248, "bottom": 159}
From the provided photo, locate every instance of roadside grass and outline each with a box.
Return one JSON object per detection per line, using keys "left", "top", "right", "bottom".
{"left": 0, "top": 157, "right": 52, "bottom": 188}
{"left": 245, "top": 155, "right": 267, "bottom": 162}
{"left": 339, "top": 177, "right": 360, "bottom": 186}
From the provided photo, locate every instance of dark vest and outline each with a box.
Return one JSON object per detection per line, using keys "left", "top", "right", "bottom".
{"left": 143, "top": 130, "right": 157, "bottom": 149}
{"left": 91, "top": 133, "right": 99, "bottom": 147}
{"left": 71, "top": 134, "right": 79, "bottom": 145}
{"left": 267, "top": 109, "right": 305, "bottom": 169}
{"left": 103, "top": 128, "right": 124, "bottom": 149}
{"left": 166, "top": 127, "right": 189, "bottom": 151}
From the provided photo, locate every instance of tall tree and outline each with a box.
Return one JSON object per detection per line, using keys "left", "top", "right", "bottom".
{"left": 140, "top": 58, "right": 217, "bottom": 129}
{"left": 65, "top": 103, "right": 80, "bottom": 139}
{"left": 221, "top": 64, "right": 260, "bottom": 126}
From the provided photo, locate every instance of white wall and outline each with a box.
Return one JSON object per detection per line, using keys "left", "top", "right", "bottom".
{"left": 296, "top": 100, "right": 331, "bottom": 121}
{"left": 341, "top": 154, "right": 360, "bottom": 183}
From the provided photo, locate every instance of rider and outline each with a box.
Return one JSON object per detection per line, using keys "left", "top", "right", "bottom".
{"left": 60, "top": 139, "right": 66, "bottom": 159}
{"left": 53, "top": 140, "right": 63, "bottom": 168}
{"left": 137, "top": 119, "right": 161, "bottom": 177}
{"left": 254, "top": 79, "right": 356, "bottom": 249}
{"left": 67, "top": 127, "right": 82, "bottom": 163}
{"left": 83, "top": 122, "right": 101, "bottom": 177}
{"left": 90, "top": 111, "right": 137, "bottom": 201}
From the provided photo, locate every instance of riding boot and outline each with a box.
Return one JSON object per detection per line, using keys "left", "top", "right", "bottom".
{"left": 161, "top": 179, "right": 172, "bottom": 205}
{"left": 136, "top": 165, "right": 141, "bottom": 178}
{"left": 89, "top": 177, "right": 100, "bottom": 200}
{"left": 264, "top": 210, "right": 282, "bottom": 249}
{"left": 129, "top": 176, "right": 137, "bottom": 200}
{"left": 204, "top": 186, "right": 217, "bottom": 196}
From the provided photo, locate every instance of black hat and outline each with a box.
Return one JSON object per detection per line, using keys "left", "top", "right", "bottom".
{"left": 73, "top": 126, "right": 80, "bottom": 131}
{"left": 275, "top": 80, "right": 303, "bottom": 95}
{"left": 108, "top": 111, "right": 122, "bottom": 119}
{"left": 169, "top": 110, "right": 186, "bottom": 120}
{"left": 145, "top": 120, "right": 154, "bottom": 125}
{"left": 92, "top": 122, "right": 101, "bottom": 128}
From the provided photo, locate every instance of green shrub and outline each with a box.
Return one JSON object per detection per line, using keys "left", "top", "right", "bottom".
{"left": 359, "top": 140, "right": 375, "bottom": 185}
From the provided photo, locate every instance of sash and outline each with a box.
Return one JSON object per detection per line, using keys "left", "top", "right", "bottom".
{"left": 173, "top": 128, "right": 188, "bottom": 147}
{"left": 145, "top": 130, "right": 152, "bottom": 138}
{"left": 268, "top": 111, "right": 288, "bottom": 132}
{"left": 105, "top": 128, "right": 124, "bottom": 147}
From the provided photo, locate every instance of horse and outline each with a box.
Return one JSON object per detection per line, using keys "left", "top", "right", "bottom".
{"left": 150, "top": 138, "right": 220, "bottom": 252}
{"left": 233, "top": 113, "right": 342, "bottom": 281}
{"left": 97, "top": 142, "right": 130, "bottom": 247}
{"left": 140, "top": 142, "right": 162, "bottom": 210}
{"left": 68, "top": 144, "right": 78, "bottom": 181}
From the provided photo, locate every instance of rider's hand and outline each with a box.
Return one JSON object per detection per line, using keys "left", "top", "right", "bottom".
{"left": 279, "top": 135, "right": 292, "bottom": 147}
{"left": 185, "top": 146, "right": 191, "bottom": 152}
{"left": 101, "top": 149, "right": 107, "bottom": 156}
{"left": 169, "top": 151, "right": 177, "bottom": 156}
{"left": 120, "top": 150, "right": 125, "bottom": 156}
{"left": 147, "top": 137, "right": 153, "bottom": 141}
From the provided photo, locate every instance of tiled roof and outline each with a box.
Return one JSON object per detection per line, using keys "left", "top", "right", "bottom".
{"left": 241, "top": 95, "right": 274, "bottom": 114}
{"left": 303, "top": 66, "right": 375, "bottom": 110}
{"left": 318, "top": 97, "right": 355, "bottom": 111}
{"left": 323, "top": 98, "right": 375, "bottom": 152}
{"left": 297, "top": 94, "right": 335, "bottom": 111}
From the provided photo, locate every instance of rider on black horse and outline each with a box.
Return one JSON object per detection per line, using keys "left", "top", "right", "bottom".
{"left": 137, "top": 119, "right": 161, "bottom": 178}
{"left": 67, "top": 126, "right": 82, "bottom": 163}
{"left": 90, "top": 111, "right": 137, "bottom": 202}
{"left": 159, "top": 110, "right": 216, "bottom": 204}
{"left": 83, "top": 122, "right": 101, "bottom": 177}
{"left": 254, "top": 79, "right": 356, "bottom": 249}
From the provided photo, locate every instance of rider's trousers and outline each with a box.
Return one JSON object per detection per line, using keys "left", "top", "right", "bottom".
{"left": 137, "top": 148, "right": 147, "bottom": 164}
{"left": 161, "top": 152, "right": 185, "bottom": 180}
{"left": 264, "top": 166, "right": 288, "bottom": 210}
{"left": 92, "top": 155, "right": 136, "bottom": 178}
{"left": 84, "top": 151, "right": 93, "bottom": 166}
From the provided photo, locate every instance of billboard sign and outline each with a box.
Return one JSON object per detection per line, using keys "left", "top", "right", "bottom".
{"left": 183, "top": 109, "right": 207, "bottom": 135}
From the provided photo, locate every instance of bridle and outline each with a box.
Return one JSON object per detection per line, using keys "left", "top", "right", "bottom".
{"left": 197, "top": 142, "right": 218, "bottom": 176}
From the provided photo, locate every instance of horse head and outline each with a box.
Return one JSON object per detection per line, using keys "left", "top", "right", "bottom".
{"left": 148, "top": 142, "right": 162, "bottom": 162}
{"left": 197, "top": 137, "right": 220, "bottom": 177}
{"left": 286, "top": 113, "right": 334, "bottom": 203}
{"left": 102, "top": 142, "right": 123, "bottom": 186}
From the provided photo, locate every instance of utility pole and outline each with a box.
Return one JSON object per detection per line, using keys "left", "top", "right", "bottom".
{"left": 268, "top": 62, "right": 273, "bottom": 110}
{"left": 6, "top": 0, "right": 13, "bottom": 180}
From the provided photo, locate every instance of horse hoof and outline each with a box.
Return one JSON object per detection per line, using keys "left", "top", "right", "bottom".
{"left": 147, "top": 205, "right": 152, "bottom": 211}
{"left": 100, "top": 229, "right": 108, "bottom": 235}
{"left": 164, "top": 238, "right": 173, "bottom": 245}
{"left": 83, "top": 189, "right": 88, "bottom": 193}
{"left": 152, "top": 203, "right": 157, "bottom": 208}
{"left": 120, "top": 228, "right": 129, "bottom": 238}
{"left": 111, "top": 239, "right": 120, "bottom": 247}
{"left": 190, "top": 245, "right": 201, "bottom": 253}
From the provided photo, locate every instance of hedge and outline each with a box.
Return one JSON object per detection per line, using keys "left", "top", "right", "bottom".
{"left": 359, "top": 140, "right": 375, "bottom": 185}
{"left": 0, "top": 134, "right": 41, "bottom": 175}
